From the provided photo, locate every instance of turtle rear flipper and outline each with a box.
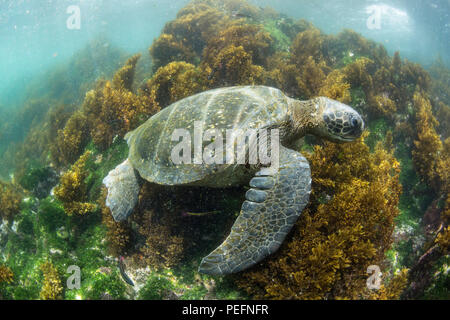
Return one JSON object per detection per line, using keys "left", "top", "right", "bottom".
{"left": 199, "top": 147, "right": 311, "bottom": 275}
{"left": 103, "top": 159, "right": 141, "bottom": 222}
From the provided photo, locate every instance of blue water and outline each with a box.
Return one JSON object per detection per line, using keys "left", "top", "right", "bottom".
{"left": 257, "top": 0, "right": 449, "bottom": 65}
{"left": 0, "top": 0, "right": 190, "bottom": 106}
{"left": 0, "top": 0, "right": 448, "bottom": 109}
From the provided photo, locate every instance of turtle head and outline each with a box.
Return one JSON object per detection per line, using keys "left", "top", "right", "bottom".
{"left": 312, "top": 97, "right": 364, "bottom": 143}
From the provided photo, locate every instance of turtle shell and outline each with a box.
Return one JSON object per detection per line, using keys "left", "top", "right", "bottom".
{"left": 127, "top": 85, "right": 290, "bottom": 185}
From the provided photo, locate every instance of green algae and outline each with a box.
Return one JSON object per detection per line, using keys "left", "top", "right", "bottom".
{"left": 366, "top": 118, "right": 389, "bottom": 150}
{"left": 422, "top": 255, "right": 450, "bottom": 300}
{"left": 263, "top": 19, "right": 291, "bottom": 53}
{"left": 0, "top": 194, "right": 125, "bottom": 300}
{"left": 84, "top": 138, "right": 129, "bottom": 201}
{"left": 138, "top": 274, "right": 175, "bottom": 300}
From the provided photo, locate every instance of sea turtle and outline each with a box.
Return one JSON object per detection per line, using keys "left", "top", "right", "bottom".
{"left": 103, "top": 85, "right": 364, "bottom": 275}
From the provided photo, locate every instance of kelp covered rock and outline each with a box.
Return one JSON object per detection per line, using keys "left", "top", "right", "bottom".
{"left": 100, "top": 188, "right": 132, "bottom": 256}
{"left": 136, "top": 209, "right": 184, "bottom": 270}
{"left": 368, "top": 269, "right": 409, "bottom": 300}
{"left": 402, "top": 194, "right": 449, "bottom": 299}
{"left": 435, "top": 195, "right": 449, "bottom": 254}
{"left": 412, "top": 90, "right": 444, "bottom": 192}
{"left": 0, "top": 181, "right": 22, "bottom": 221}
{"left": 143, "top": 61, "right": 205, "bottom": 108}
{"left": 112, "top": 54, "right": 141, "bottom": 91}
{"left": 150, "top": 34, "right": 196, "bottom": 71}
{"left": 291, "top": 28, "right": 325, "bottom": 67}
{"left": 18, "top": 166, "right": 59, "bottom": 199}
{"left": 205, "top": 44, "right": 264, "bottom": 86}
{"left": 203, "top": 24, "right": 274, "bottom": 68}
{"left": 52, "top": 111, "right": 90, "bottom": 167}
{"left": 150, "top": 1, "right": 229, "bottom": 71}
{"left": 324, "top": 29, "right": 389, "bottom": 68}
{"left": 39, "top": 261, "right": 63, "bottom": 300}
{"left": 0, "top": 265, "right": 13, "bottom": 284}
{"left": 125, "top": 182, "right": 241, "bottom": 274}
{"left": 49, "top": 54, "right": 159, "bottom": 159}
{"left": 201, "top": 23, "right": 273, "bottom": 87}
{"left": 83, "top": 55, "right": 158, "bottom": 150}
{"left": 318, "top": 69, "right": 351, "bottom": 103}
{"left": 54, "top": 151, "right": 96, "bottom": 216}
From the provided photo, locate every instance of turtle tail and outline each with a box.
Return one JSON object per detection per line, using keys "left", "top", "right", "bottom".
{"left": 103, "top": 159, "right": 141, "bottom": 222}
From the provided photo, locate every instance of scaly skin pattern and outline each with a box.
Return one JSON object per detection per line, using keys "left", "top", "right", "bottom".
{"left": 103, "top": 159, "right": 140, "bottom": 222}
{"left": 199, "top": 146, "right": 311, "bottom": 275}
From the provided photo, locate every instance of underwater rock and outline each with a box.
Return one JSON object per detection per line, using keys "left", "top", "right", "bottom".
{"left": 150, "top": 34, "right": 197, "bottom": 71}
{"left": 54, "top": 151, "right": 97, "bottom": 216}
{"left": 100, "top": 188, "right": 132, "bottom": 256}
{"left": 144, "top": 61, "right": 205, "bottom": 108}
{"left": 100, "top": 293, "right": 113, "bottom": 300}
{"left": 203, "top": 279, "right": 217, "bottom": 300}
{"left": 412, "top": 90, "right": 443, "bottom": 192}
{"left": 0, "top": 182, "right": 22, "bottom": 222}
{"left": 402, "top": 244, "right": 444, "bottom": 299}
{"left": 0, "top": 220, "right": 9, "bottom": 250}
{"left": 423, "top": 200, "right": 443, "bottom": 235}
{"left": 0, "top": 264, "right": 13, "bottom": 284}
{"left": 53, "top": 111, "right": 90, "bottom": 167}
{"left": 39, "top": 261, "right": 63, "bottom": 300}
{"left": 392, "top": 224, "right": 415, "bottom": 244}
{"left": 19, "top": 166, "right": 59, "bottom": 199}
{"left": 136, "top": 209, "right": 185, "bottom": 270}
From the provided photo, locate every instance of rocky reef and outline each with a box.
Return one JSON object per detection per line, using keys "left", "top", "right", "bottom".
{"left": 0, "top": 0, "right": 448, "bottom": 300}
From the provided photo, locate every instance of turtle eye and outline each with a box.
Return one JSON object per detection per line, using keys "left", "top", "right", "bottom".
{"left": 347, "top": 115, "right": 364, "bottom": 137}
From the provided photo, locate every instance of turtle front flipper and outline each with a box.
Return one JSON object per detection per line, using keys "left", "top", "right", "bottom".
{"left": 199, "top": 147, "right": 311, "bottom": 275}
{"left": 103, "top": 159, "right": 141, "bottom": 222}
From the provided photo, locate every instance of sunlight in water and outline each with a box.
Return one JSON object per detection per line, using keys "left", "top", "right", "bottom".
{"left": 366, "top": 3, "right": 411, "bottom": 32}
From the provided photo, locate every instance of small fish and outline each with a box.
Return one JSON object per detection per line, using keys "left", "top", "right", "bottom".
{"left": 118, "top": 256, "right": 134, "bottom": 286}
{"left": 181, "top": 210, "right": 221, "bottom": 217}
{"left": 231, "top": 11, "right": 252, "bottom": 19}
